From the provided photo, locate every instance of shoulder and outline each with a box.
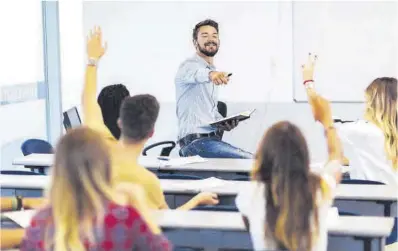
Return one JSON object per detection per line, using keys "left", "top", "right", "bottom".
{"left": 235, "top": 181, "right": 265, "bottom": 216}
{"left": 337, "top": 120, "right": 382, "bottom": 135}
{"left": 177, "top": 56, "right": 201, "bottom": 69}
{"left": 30, "top": 206, "right": 52, "bottom": 227}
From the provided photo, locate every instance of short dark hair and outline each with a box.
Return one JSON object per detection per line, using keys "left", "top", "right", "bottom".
{"left": 97, "top": 84, "right": 130, "bottom": 139}
{"left": 192, "top": 19, "right": 219, "bottom": 41}
{"left": 120, "top": 94, "right": 160, "bottom": 142}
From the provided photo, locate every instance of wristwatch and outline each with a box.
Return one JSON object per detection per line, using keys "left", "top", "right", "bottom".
{"left": 87, "top": 58, "right": 98, "bottom": 66}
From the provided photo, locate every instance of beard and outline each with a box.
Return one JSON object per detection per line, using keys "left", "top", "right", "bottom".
{"left": 198, "top": 41, "right": 219, "bottom": 57}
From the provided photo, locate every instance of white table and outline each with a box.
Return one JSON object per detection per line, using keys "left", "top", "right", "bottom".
{"left": 2, "top": 209, "right": 394, "bottom": 251}
{"left": 12, "top": 154, "right": 161, "bottom": 169}
{"left": 1, "top": 175, "right": 396, "bottom": 216}
{"left": 152, "top": 210, "right": 393, "bottom": 251}
{"left": 13, "top": 154, "right": 349, "bottom": 178}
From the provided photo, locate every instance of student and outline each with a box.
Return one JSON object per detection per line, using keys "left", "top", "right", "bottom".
{"left": 337, "top": 78, "right": 397, "bottom": 185}
{"left": 20, "top": 127, "right": 172, "bottom": 251}
{"left": 303, "top": 54, "right": 398, "bottom": 185}
{"left": 235, "top": 54, "right": 343, "bottom": 251}
{"left": 97, "top": 83, "right": 130, "bottom": 139}
{"left": 83, "top": 26, "right": 218, "bottom": 210}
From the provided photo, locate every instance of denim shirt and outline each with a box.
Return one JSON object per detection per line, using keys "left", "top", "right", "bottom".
{"left": 175, "top": 54, "right": 223, "bottom": 139}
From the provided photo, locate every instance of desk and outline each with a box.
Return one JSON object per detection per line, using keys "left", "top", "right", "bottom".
{"left": 14, "top": 154, "right": 349, "bottom": 180}
{"left": 2, "top": 209, "right": 394, "bottom": 251}
{"left": 2, "top": 175, "right": 395, "bottom": 216}
{"left": 160, "top": 180, "right": 397, "bottom": 216}
{"left": 12, "top": 154, "right": 161, "bottom": 170}
{"left": 153, "top": 210, "right": 393, "bottom": 251}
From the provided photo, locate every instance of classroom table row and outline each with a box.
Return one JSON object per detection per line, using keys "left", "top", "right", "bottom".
{"left": 1, "top": 209, "right": 395, "bottom": 251}
{"left": 1, "top": 174, "right": 397, "bottom": 217}
{"left": 12, "top": 153, "right": 351, "bottom": 179}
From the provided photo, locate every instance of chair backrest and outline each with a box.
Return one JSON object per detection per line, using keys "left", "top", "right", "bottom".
{"left": 341, "top": 179, "right": 385, "bottom": 185}
{"left": 21, "top": 139, "right": 53, "bottom": 156}
{"left": 217, "top": 101, "right": 227, "bottom": 118}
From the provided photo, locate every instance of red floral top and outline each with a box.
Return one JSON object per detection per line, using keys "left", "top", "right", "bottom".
{"left": 20, "top": 202, "right": 172, "bottom": 251}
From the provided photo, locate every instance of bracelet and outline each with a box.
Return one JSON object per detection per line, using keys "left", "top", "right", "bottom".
{"left": 87, "top": 58, "right": 98, "bottom": 66}
{"left": 303, "top": 80, "right": 314, "bottom": 89}
{"left": 16, "top": 196, "right": 23, "bottom": 211}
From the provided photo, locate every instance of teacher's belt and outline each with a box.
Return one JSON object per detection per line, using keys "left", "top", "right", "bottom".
{"left": 178, "top": 131, "right": 221, "bottom": 148}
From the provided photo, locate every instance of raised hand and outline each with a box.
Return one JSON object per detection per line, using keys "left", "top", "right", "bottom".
{"left": 87, "top": 26, "right": 107, "bottom": 61}
{"left": 301, "top": 52, "right": 317, "bottom": 82}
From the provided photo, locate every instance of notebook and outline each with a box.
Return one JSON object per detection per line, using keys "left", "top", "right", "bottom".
{"left": 209, "top": 109, "right": 256, "bottom": 128}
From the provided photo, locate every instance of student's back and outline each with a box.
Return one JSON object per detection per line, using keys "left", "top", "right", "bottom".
{"left": 236, "top": 55, "right": 343, "bottom": 251}
{"left": 337, "top": 120, "right": 398, "bottom": 185}
{"left": 20, "top": 127, "right": 171, "bottom": 251}
{"left": 22, "top": 202, "right": 170, "bottom": 251}
{"left": 337, "top": 77, "right": 398, "bottom": 186}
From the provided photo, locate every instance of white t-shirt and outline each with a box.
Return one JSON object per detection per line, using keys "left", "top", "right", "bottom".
{"left": 336, "top": 120, "right": 398, "bottom": 186}
{"left": 235, "top": 161, "right": 340, "bottom": 251}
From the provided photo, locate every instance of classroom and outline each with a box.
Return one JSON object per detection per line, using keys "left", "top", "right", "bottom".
{"left": 0, "top": 1, "right": 397, "bottom": 251}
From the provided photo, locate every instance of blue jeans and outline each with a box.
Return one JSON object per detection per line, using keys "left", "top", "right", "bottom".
{"left": 179, "top": 137, "right": 253, "bottom": 159}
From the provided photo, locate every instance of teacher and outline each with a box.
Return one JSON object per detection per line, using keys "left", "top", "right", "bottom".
{"left": 175, "top": 19, "right": 252, "bottom": 159}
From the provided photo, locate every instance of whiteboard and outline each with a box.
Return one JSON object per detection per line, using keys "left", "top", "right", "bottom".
{"left": 83, "top": 2, "right": 292, "bottom": 103}
{"left": 292, "top": 2, "right": 398, "bottom": 102}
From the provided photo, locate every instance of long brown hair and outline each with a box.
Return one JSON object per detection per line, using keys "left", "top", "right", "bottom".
{"left": 365, "top": 77, "right": 398, "bottom": 170}
{"left": 252, "top": 121, "right": 321, "bottom": 251}
{"left": 47, "top": 127, "right": 115, "bottom": 251}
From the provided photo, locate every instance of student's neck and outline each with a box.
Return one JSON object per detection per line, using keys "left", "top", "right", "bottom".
{"left": 119, "top": 138, "right": 145, "bottom": 158}
{"left": 197, "top": 52, "right": 214, "bottom": 65}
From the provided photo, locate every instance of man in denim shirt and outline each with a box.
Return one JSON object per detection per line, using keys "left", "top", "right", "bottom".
{"left": 175, "top": 19, "right": 252, "bottom": 159}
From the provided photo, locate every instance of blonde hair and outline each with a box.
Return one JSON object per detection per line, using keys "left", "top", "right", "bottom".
{"left": 47, "top": 127, "right": 115, "bottom": 251}
{"left": 365, "top": 77, "right": 398, "bottom": 170}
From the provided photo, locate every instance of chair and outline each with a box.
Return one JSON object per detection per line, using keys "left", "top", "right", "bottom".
{"left": 21, "top": 139, "right": 54, "bottom": 174}
{"left": 142, "top": 101, "right": 228, "bottom": 157}
{"left": 157, "top": 174, "right": 202, "bottom": 180}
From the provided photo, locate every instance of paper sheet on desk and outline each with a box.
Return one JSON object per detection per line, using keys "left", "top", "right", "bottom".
{"left": 166, "top": 177, "right": 233, "bottom": 191}
{"left": 159, "top": 156, "right": 207, "bottom": 167}
{"left": 3, "top": 210, "right": 36, "bottom": 228}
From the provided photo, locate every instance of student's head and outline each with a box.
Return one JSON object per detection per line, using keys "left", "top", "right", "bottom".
{"left": 252, "top": 121, "right": 320, "bottom": 251}
{"left": 365, "top": 77, "right": 398, "bottom": 169}
{"left": 97, "top": 84, "right": 130, "bottom": 139}
{"left": 192, "top": 19, "right": 219, "bottom": 57}
{"left": 118, "top": 94, "right": 160, "bottom": 144}
{"left": 49, "top": 127, "right": 114, "bottom": 250}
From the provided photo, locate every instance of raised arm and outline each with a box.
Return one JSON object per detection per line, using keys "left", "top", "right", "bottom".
{"left": 302, "top": 53, "right": 343, "bottom": 183}
{"left": 82, "top": 26, "right": 107, "bottom": 129}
